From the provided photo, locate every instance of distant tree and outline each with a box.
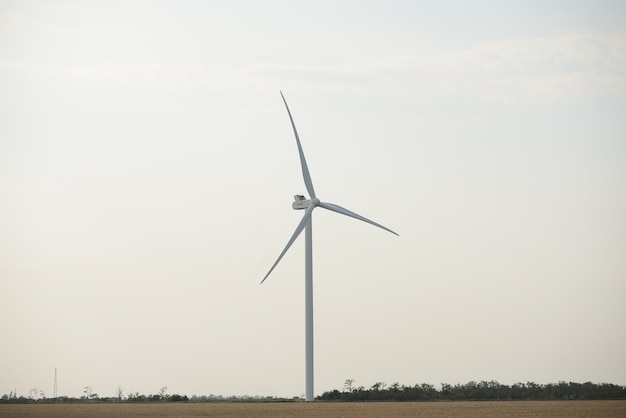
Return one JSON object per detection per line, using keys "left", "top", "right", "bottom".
{"left": 317, "top": 389, "right": 342, "bottom": 400}
{"left": 526, "top": 381, "right": 540, "bottom": 399}
{"left": 28, "top": 388, "right": 44, "bottom": 401}
{"left": 127, "top": 391, "right": 147, "bottom": 402}
{"left": 370, "top": 382, "right": 382, "bottom": 391}
{"left": 159, "top": 386, "right": 168, "bottom": 400}
{"left": 116, "top": 386, "right": 123, "bottom": 402}
{"left": 343, "top": 379, "right": 355, "bottom": 392}
{"left": 441, "top": 383, "right": 452, "bottom": 399}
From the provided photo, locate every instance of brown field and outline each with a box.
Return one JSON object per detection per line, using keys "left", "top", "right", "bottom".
{"left": 0, "top": 400, "right": 625, "bottom": 418}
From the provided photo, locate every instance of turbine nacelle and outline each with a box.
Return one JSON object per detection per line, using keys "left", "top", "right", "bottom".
{"left": 292, "top": 195, "right": 310, "bottom": 210}
{"left": 293, "top": 195, "right": 321, "bottom": 210}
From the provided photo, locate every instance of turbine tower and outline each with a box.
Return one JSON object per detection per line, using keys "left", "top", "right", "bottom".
{"left": 262, "top": 92, "right": 398, "bottom": 402}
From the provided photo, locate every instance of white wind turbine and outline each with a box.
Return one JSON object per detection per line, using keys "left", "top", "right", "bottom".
{"left": 261, "top": 92, "right": 398, "bottom": 402}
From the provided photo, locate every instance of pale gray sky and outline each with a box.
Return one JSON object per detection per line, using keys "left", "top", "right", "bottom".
{"left": 1, "top": 0, "right": 625, "bottom": 399}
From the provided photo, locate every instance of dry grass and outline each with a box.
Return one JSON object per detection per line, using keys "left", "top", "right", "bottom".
{"left": 1, "top": 400, "right": 625, "bottom": 417}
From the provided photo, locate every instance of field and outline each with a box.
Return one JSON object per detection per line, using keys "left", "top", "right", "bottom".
{"left": 1, "top": 401, "right": 625, "bottom": 418}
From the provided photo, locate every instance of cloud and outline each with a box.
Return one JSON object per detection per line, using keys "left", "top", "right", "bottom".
{"left": 356, "top": 31, "right": 626, "bottom": 104}
{"left": 1, "top": 32, "right": 624, "bottom": 104}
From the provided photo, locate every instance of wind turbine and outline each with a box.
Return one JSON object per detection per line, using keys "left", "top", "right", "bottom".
{"left": 261, "top": 91, "right": 398, "bottom": 402}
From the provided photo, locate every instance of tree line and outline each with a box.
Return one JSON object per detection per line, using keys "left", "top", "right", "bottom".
{"left": 318, "top": 380, "right": 626, "bottom": 401}
{"left": 3, "top": 380, "right": 625, "bottom": 403}
{"left": 0, "top": 386, "right": 189, "bottom": 404}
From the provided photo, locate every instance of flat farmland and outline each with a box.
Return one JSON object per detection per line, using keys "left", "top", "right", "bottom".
{"left": 1, "top": 401, "right": 625, "bottom": 418}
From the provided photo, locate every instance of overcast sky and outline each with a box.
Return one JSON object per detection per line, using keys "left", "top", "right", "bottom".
{"left": 1, "top": 1, "right": 625, "bottom": 399}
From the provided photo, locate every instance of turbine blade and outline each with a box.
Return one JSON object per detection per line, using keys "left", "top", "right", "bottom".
{"left": 261, "top": 205, "right": 315, "bottom": 284}
{"left": 280, "top": 91, "right": 316, "bottom": 199}
{"left": 319, "top": 201, "right": 399, "bottom": 236}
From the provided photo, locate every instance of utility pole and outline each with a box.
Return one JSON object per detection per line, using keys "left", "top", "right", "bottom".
{"left": 53, "top": 368, "right": 57, "bottom": 399}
